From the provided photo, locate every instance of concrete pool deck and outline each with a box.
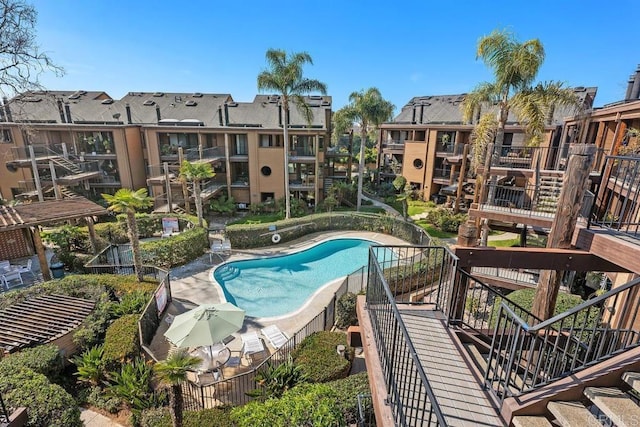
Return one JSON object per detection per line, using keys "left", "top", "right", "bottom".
{"left": 150, "top": 230, "right": 409, "bottom": 364}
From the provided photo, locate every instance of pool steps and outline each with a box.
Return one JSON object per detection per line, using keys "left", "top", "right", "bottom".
{"left": 216, "top": 265, "right": 240, "bottom": 281}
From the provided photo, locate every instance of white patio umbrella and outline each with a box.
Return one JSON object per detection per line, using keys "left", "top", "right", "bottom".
{"left": 164, "top": 302, "right": 245, "bottom": 356}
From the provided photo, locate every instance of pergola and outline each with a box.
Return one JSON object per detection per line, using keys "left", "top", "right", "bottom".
{"left": 0, "top": 197, "right": 107, "bottom": 280}
{"left": 0, "top": 294, "right": 95, "bottom": 353}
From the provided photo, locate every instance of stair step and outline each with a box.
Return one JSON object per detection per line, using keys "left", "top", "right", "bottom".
{"left": 512, "top": 415, "right": 552, "bottom": 427}
{"left": 547, "top": 401, "right": 599, "bottom": 426}
{"left": 623, "top": 372, "right": 640, "bottom": 394}
{"left": 584, "top": 386, "right": 640, "bottom": 427}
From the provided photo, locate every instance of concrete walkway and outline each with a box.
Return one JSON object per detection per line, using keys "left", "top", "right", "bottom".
{"left": 80, "top": 408, "right": 124, "bottom": 427}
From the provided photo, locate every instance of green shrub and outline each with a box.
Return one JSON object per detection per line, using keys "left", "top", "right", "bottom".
{"left": 0, "top": 364, "right": 81, "bottom": 427}
{"left": 231, "top": 383, "right": 344, "bottom": 427}
{"left": 105, "top": 357, "right": 156, "bottom": 411}
{"left": 248, "top": 357, "right": 307, "bottom": 400}
{"left": 81, "top": 386, "right": 121, "bottom": 414}
{"left": 110, "top": 290, "right": 150, "bottom": 317}
{"left": 292, "top": 331, "right": 352, "bottom": 383}
{"left": 71, "top": 345, "right": 105, "bottom": 386}
{"left": 102, "top": 314, "right": 141, "bottom": 365}
{"left": 490, "top": 288, "right": 587, "bottom": 327}
{"left": 140, "top": 407, "right": 236, "bottom": 427}
{"left": 0, "top": 344, "right": 63, "bottom": 381}
{"left": 141, "top": 227, "right": 208, "bottom": 268}
{"left": 335, "top": 292, "right": 358, "bottom": 329}
{"left": 326, "top": 372, "right": 370, "bottom": 424}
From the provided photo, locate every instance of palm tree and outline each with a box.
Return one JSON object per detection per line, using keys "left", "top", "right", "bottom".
{"left": 257, "top": 49, "right": 327, "bottom": 219}
{"left": 154, "top": 349, "right": 202, "bottom": 427}
{"left": 179, "top": 160, "right": 214, "bottom": 228}
{"left": 333, "top": 88, "right": 394, "bottom": 211}
{"left": 462, "top": 29, "right": 580, "bottom": 245}
{"left": 102, "top": 188, "right": 153, "bottom": 282}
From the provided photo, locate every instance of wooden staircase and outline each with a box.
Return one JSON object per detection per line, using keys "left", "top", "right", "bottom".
{"left": 512, "top": 372, "right": 640, "bottom": 426}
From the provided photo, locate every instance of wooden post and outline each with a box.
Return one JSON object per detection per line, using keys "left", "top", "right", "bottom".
{"left": 29, "top": 145, "right": 44, "bottom": 202}
{"left": 163, "top": 162, "right": 172, "bottom": 213}
{"left": 454, "top": 144, "right": 470, "bottom": 214}
{"left": 178, "top": 147, "right": 190, "bottom": 214}
{"left": 49, "top": 161, "right": 61, "bottom": 200}
{"left": 86, "top": 217, "right": 98, "bottom": 255}
{"left": 532, "top": 144, "right": 597, "bottom": 320}
{"left": 479, "top": 143, "right": 494, "bottom": 246}
{"left": 31, "top": 226, "right": 51, "bottom": 281}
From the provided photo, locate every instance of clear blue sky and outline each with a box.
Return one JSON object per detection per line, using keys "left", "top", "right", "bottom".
{"left": 31, "top": 0, "right": 640, "bottom": 113}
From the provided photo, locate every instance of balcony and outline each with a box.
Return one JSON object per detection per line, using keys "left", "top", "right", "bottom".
{"left": 381, "top": 140, "right": 405, "bottom": 152}
{"left": 184, "top": 146, "right": 225, "bottom": 163}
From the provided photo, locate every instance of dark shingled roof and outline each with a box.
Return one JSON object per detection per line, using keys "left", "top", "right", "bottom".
{"left": 226, "top": 95, "right": 331, "bottom": 129}
{"left": 391, "top": 87, "right": 598, "bottom": 126}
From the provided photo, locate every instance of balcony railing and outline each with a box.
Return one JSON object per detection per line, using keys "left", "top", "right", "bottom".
{"left": 486, "top": 276, "right": 640, "bottom": 404}
{"left": 184, "top": 146, "right": 225, "bottom": 162}
{"left": 382, "top": 140, "right": 405, "bottom": 151}
{"left": 366, "top": 245, "right": 452, "bottom": 426}
{"left": 589, "top": 155, "right": 640, "bottom": 240}
{"left": 477, "top": 182, "right": 563, "bottom": 219}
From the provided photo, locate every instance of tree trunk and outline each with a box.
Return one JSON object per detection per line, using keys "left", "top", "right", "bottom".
{"left": 283, "top": 103, "right": 291, "bottom": 219}
{"left": 356, "top": 125, "right": 367, "bottom": 211}
{"left": 87, "top": 217, "right": 98, "bottom": 255}
{"left": 531, "top": 144, "right": 597, "bottom": 319}
{"left": 169, "top": 384, "right": 183, "bottom": 427}
{"left": 194, "top": 181, "right": 203, "bottom": 228}
{"left": 126, "top": 211, "right": 144, "bottom": 282}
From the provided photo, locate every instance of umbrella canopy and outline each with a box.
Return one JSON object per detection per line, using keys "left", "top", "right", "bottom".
{"left": 164, "top": 302, "right": 245, "bottom": 349}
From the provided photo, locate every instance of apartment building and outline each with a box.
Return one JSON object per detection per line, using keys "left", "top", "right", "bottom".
{"left": 377, "top": 88, "right": 597, "bottom": 208}
{"left": 0, "top": 91, "right": 332, "bottom": 211}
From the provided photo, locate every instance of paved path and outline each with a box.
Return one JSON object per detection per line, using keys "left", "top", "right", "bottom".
{"left": 80, "top": 409, "right": 124, "bottom": 427}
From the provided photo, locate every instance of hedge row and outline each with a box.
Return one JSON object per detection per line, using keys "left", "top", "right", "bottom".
{"left": 291, "top": 331, "right": 353, "bottom": 383}
{"left": 226, "top": 212, "right": 432, "bottom": 249}
{"left": 102, "top": 314, "right": 141, "bottom": 365}
{"left": 141, "top": 226, "right": 208, "bottom": 268}
{"left": 0, "top": 348, "right": 81, "bottom": 427}
{"left": 140, "top": 407, "right": 236, "bottom": 427}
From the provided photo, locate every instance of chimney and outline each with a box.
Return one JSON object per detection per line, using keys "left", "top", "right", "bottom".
{"left": 125, "top": 103, "right": 132, "bottom": 124}
{"left": 155, "top": 105, "right": 161, "bottom": 122}
{"left": 411, "top": 105, "right": 416, "bottom": 123}
{"left": 64, "top": 102, "right": 72, "bottom": 123}
{"left": 626, "top": 74, "right": 636, "bottom": 100}
{"left": 223, "top": 103, "right": 229, "bottom": 126}
{"left": 3, "top": 97, "right": 12, "bottom": 122}
{"left": 632, "top": 65, "right": 640, "bottom": 100}
{"left": 278, "top": 104, "right": 282, "bottom": 127}
{"left": 56, "top": 98, "right": 66, "bottom": 123}
{"left": 218, "top": 106, "right": 224, "bottom": 126}
{"left": 419, "top": 103, "right": 425, "bottom": 124}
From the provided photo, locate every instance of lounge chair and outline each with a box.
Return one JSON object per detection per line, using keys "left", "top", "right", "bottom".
{"left": 261, "top": 325, "right": 289, "bottom": 349}
{"left": 241, "top": 331, "right": 265, "bottom": 364}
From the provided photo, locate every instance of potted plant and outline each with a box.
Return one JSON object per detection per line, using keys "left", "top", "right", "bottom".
{"left": 441, "top": 134, "right": 451, "bottom": 151}
{"left": 103, "top": 139, "right": 112, "bottom": 154}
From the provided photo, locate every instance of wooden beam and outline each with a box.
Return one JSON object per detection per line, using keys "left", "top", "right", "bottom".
{"left": 453, "top": 246, "right": 629, "bottom": 272}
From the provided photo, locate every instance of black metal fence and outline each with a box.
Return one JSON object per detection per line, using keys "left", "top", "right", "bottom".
{"left": 0, "top": 392, "right": 9, "bottom": 424}
{"left": 589, "top": 155, "right": 640, "bottom": 240}
{"left": 180, "top": 265, "right": 367, "bottom": 410}
{"left": 486, "top": 276, "right": 640, "bottom": 404}
{"left": 357, "top": 393, "right": 376, "bottom": 427}
{"left": 366, "top": 245, "right": 451, "bottom": 426}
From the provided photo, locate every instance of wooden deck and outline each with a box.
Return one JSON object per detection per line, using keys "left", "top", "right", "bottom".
{"left": 398, "top": 307, "right": 504, "bottom": 426}
{"left": 469, "top": 203, "right": 554, "bottom": 229}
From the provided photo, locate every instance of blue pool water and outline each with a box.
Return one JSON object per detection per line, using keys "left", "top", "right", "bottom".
{"left": 213, "top": 238, "right": 376, "bottom": 318}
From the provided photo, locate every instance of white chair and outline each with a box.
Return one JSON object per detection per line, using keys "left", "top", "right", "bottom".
{"left": 15, "top": 259, "right": 36, "bottom": 279}
{"left": 221, "top": 239, "right": 231, "bottom": 254}
{"left": 261, "top": 325, "right": 289, "bottom": 349}
{"left": 241, "top": 331, "right": 265, "bottom": 364}
{"left": 2, "top": 270, "right": 23, "bottom": 289}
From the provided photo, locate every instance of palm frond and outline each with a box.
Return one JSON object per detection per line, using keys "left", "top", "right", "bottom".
{"left": 471, "top": 113, "right": 498, "bottom": 172}
{"left": 461, "top": 82, "right": 499, "bottom": 123}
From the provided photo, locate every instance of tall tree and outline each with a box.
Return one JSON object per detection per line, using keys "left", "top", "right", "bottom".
{"left": 257, "top": 49, "right": 327, "bottom": 219}
{"left": 462, "top": 29, "right": 580, "bottom": 245}
{"left": 0, "top": 0, "right": 63, "bottom": 95}
{"left": 102, "top": 188, "right": 153, "bottom": 282}
{"left": 179, "top": 160, "right": 214, "bottom": 228}
{"left": 333, "top": 88, "right": 394, "bottom": 211}
{"left": 154, "top": 349, "right": 202, "bottom": 427}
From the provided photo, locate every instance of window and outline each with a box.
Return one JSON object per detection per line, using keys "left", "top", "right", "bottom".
{"left": 232, "top": 162, "right": 249, "bottom": 184}
{"left": 260, "top": 134, "right": 281, "bottom": 147}
{"left": 233, "top": 134, "right": 248, "bottom": 155}
{"left": 261, "top": 166, "right": 272, "bottom": 176}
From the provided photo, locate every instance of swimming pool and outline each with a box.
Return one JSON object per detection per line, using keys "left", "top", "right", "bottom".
{"left": 213, "top": 238, "right": 376, "bottom": 318}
